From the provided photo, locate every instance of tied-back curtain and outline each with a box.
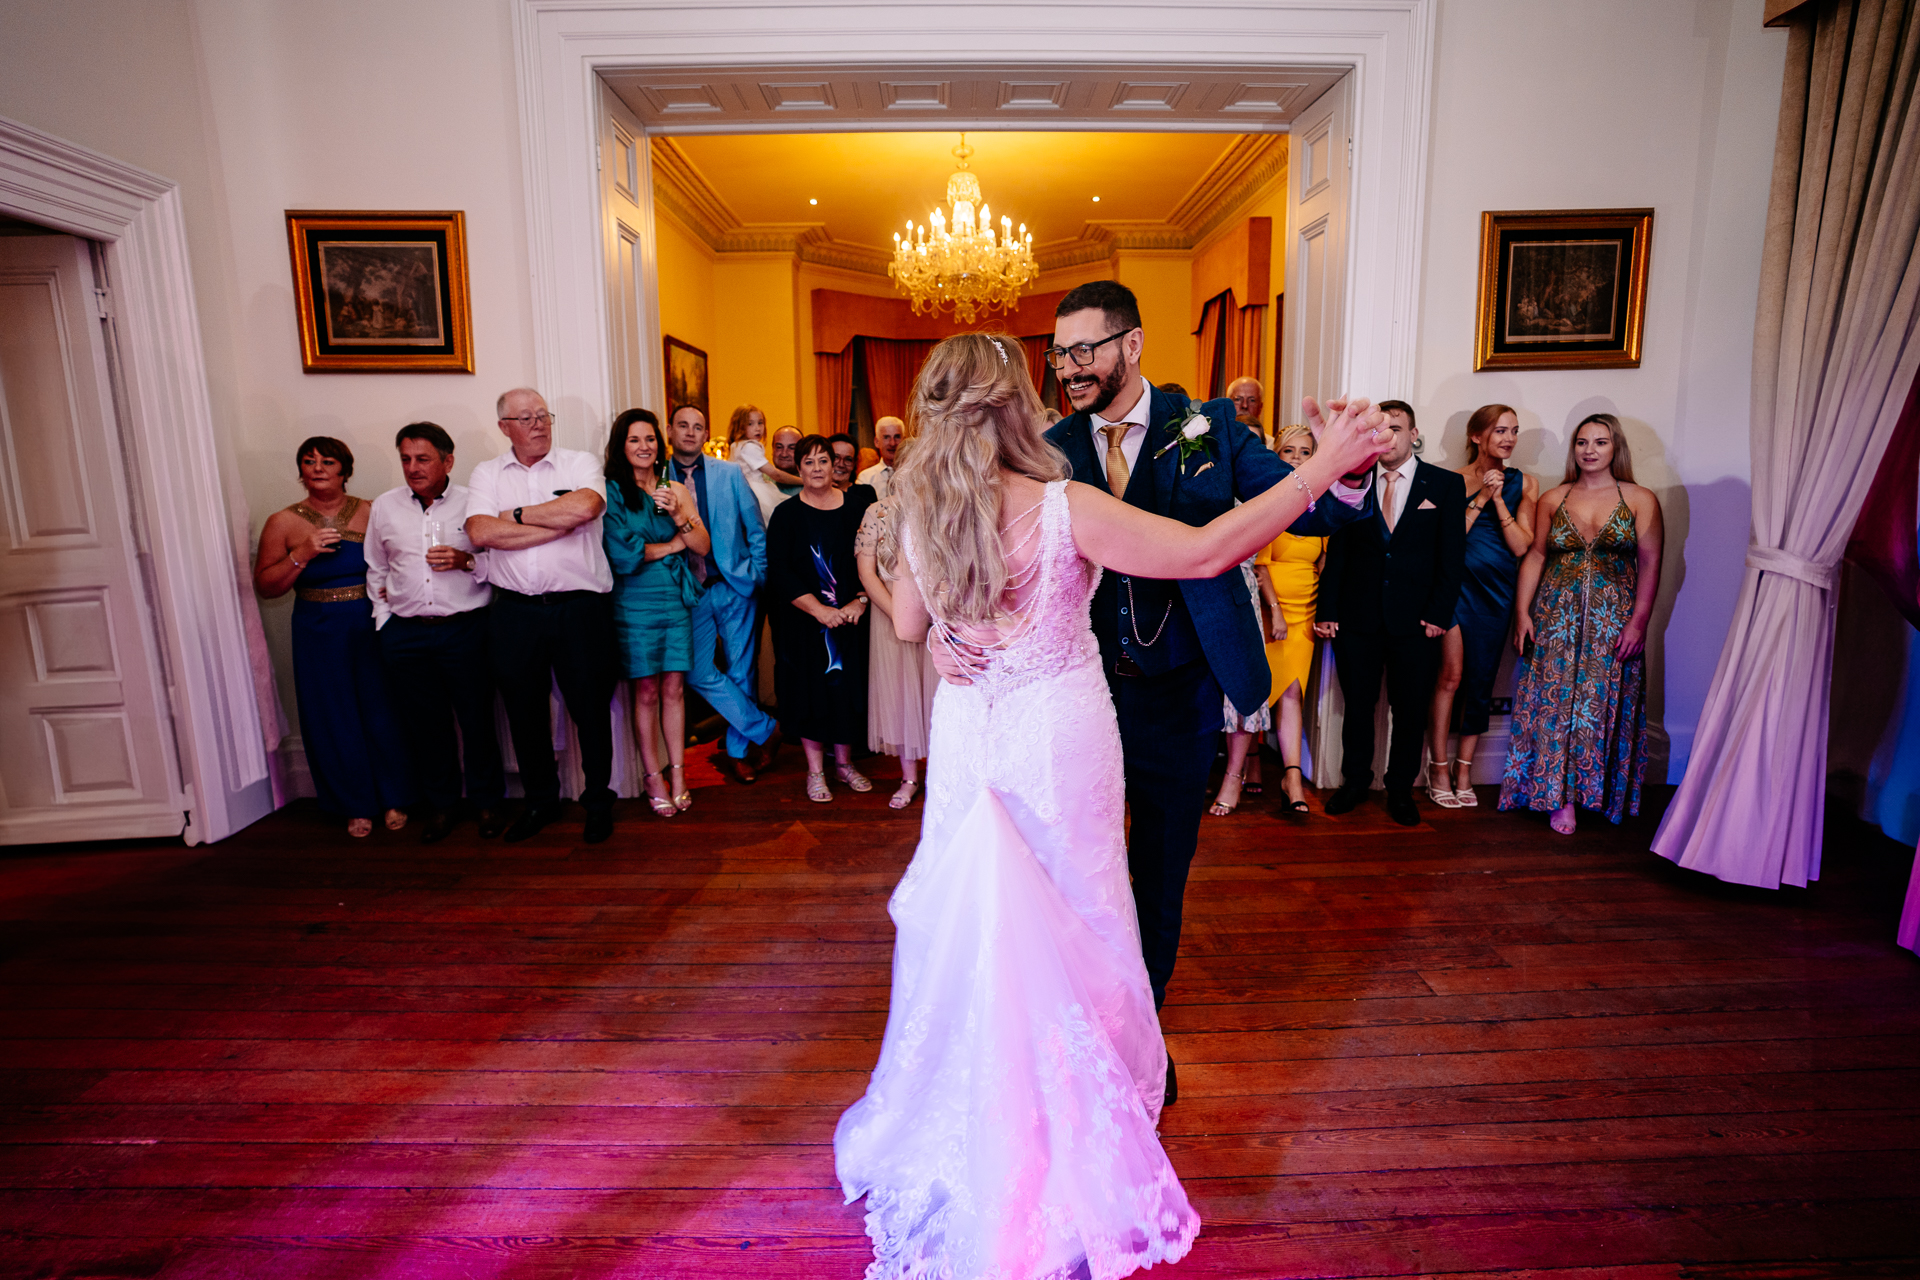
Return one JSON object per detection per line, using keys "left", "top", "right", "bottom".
{"left": 1653, "top": 0, "right": 1920, "bottom": 888}
{"left": 1020, "top": 335, "right": 1051, "bottom": 403}
{"left": 817, "top": 343, "right": 856, "bottom": 437}
{"left": 864, "top": 337, "right": 940, "bottom": 425}
{"left": 1195, "top": 292, "right": 1229, "bottom": 399}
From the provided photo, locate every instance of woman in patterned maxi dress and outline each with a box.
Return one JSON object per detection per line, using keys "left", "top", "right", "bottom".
{"left": 1499, "top": 413, "right": 1664, "bottom": 835}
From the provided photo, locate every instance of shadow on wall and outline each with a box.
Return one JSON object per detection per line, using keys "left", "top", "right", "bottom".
{"left": 1423, "top": 386, "right": 1754, "bottom": 785}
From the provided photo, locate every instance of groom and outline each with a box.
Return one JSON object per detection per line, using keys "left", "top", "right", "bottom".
{"left": 1041, "top": 281, "right": 1374, "bottom": 1102}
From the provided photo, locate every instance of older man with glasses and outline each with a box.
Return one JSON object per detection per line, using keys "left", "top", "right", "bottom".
{"left": 466, "top": 388, "right": 619, "bottom": 844}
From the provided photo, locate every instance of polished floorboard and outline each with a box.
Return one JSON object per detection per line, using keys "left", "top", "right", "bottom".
{"left": 3, "top": 751, "right": 1917, "bottom": 1280}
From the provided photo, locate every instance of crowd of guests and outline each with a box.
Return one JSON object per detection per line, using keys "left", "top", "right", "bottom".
{"left": 1201, "top": 387, "right": 1662, "bottom": 835}
{"left": 255, "top": 371, "right": 1662, "bottom": 843}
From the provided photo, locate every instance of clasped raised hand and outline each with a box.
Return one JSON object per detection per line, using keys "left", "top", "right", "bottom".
{"left": 1301, "top": 395, "right": 1393, "bottom": 481}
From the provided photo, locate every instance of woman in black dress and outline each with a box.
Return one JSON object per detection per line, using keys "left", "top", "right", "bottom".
{"left": 767, "top": 435, "right": 876, "bottom": 801}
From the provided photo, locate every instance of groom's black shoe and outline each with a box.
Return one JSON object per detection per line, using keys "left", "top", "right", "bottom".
{"left": 1386, "top": 789, "right": 1421, "bottom": 827}
{"left": 1323, "top": 783, "right": 1368, "bottom": 816}
{"left": 1164, "top": 1055, "right": 1178, "bottom": 1107}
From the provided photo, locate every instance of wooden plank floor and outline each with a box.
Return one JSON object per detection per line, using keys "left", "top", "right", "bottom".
{"left": 3, "top": 750, "right": 1918, "bottom": 1280}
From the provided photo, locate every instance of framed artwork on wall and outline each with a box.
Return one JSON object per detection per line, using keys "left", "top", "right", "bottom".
{"left": 663, "top": 335, "right": 709, "bottom": 421}
{"left": 1474, "top": 209, "right": 1653, "bottom": 371}
{"left": 285, "top": 211, "right": 473, "bottom": 373}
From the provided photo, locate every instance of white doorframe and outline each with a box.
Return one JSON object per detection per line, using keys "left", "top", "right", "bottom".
{"left": 0, "top": 116, "right": 273, "bottom": 845}
{"left": 510, "top": 0, "right": 1436, "bottom": 451}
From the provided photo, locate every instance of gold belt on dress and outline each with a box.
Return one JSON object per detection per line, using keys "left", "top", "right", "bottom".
{"left": 296, "top": 584, "right": 368, "bottom": 603}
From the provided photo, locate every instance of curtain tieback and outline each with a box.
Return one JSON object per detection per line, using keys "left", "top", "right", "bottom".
{"left": 1745, "top": 546, "right": 1837, "bottom": 590}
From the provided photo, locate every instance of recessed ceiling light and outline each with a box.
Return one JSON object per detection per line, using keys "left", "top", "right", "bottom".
{"left": 809, "top": 198, "right": 818, "bottom": 205}
{"left": 1091, "top": 195, "right": 1101, "bottom": 202}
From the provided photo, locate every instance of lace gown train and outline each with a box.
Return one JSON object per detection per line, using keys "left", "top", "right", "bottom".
{"left": 835, "top": 480, "right": 1199, "bottom": 1280}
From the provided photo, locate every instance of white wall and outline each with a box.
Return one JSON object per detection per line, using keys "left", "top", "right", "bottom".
{"left": 1414, "top": 0, "right": 1788, "bottom": 779}
{"left": 0, "top": 0, "right": 539, "bottom": 736}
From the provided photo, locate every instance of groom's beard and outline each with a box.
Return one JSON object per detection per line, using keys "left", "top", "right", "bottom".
{"left": 1066, "top": 357, "right": 1129, "bottom": 418}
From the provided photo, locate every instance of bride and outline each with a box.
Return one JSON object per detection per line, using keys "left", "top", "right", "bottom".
{"left": 834, "top": 333, "right": 1390, "bottom": 1279}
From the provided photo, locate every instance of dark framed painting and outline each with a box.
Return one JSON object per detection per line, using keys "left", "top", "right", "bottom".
{"left": 285, "top": 210, "right": 473, "bottom": 373}
{"left": 1475, "top": 209, "right": 1653, "bottom": 371}
{"left": 664, "top": 335, "right": 708, "bottom": 420}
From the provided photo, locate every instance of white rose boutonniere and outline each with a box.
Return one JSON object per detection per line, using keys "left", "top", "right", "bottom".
{"left": 1154, "top": 409, "right": 1218, "bottom": 473}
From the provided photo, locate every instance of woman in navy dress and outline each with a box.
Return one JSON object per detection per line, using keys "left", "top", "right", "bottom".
{"left": 1425, "top": 404, "right": 1538, "bottom": 808}
{"left": 255, "top": 437, "right": 412, "bottom": 838}
{"left": 602, "top": 408, "right": 708, "bottom": 818}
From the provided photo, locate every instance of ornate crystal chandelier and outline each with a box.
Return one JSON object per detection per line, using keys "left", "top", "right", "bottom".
{"left": 889, "top": 135, "right": 1039, "bottom": 323}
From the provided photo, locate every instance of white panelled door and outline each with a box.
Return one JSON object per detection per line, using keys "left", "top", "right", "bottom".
{"left": 1284, "top": 74, "right": 1362, "bottom": 790}
{"left": 0, "top": 233, "right": 186, "bottom": 842}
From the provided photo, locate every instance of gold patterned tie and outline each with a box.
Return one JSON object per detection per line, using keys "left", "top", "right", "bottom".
{"left": 1101, "top": 423, "right": 1131, "bottom": 498}
{"left": 1382, "top": 469, "right": 1399, "bottom": 532}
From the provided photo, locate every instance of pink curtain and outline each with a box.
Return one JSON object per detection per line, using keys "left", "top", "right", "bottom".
{"left": 1020, "top": 335, "right": 1051, "bottom": 401}
{"left": 863, "top": 337, "right": 940, "bottom": 425}
{"left": 1652, "top": 0, "right": 1920, "bottom": 888}
{"left": 816, "top": 344, "right": 856, "bottom": 436}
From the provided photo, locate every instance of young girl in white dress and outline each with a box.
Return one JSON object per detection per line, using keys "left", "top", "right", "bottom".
{"left": 834, "top": 333, "right": 1391, "bottom": 1280}
{"left": 725, "top": 403, "right": 801, "bottom": 523}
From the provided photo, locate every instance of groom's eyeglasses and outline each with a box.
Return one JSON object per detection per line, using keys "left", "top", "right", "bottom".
{"left": 1043, "top": 328, "right": 1136, "bottom": 371}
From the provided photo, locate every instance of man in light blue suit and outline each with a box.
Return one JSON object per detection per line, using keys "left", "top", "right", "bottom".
{"left": 668, "top": 405, "right": 781, "bottom": 782}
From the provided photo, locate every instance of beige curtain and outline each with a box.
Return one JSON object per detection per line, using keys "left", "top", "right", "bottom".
{"left": 1653, "top": 0, "right": 1920, "bottom": 887}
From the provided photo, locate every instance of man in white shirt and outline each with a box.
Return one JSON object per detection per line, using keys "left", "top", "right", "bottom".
{"left": 465, "top": 388, "right": 618, "bottom": 844}
{"left": 366, "top": 422, "right": 505, "bottom": 844}
{"left": 857, "top": 415, "right": 905, "bottom": 499}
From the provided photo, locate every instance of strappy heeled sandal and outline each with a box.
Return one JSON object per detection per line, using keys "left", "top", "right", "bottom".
{"left": 1208, "top": 772, "right": 1245, "bottom": 817}
{"left": 670, "top": 764, "right": 692, "bottom": 812}
{"left": 807, "top": 771, "right": 832, "bottom": 803}
{"left": 1426, "top": 758, "right": 1462, "bottom": 809}
{"left": 643, "top": 770, "right": 678, "bottom": 818}
{"left": 1280, "top": 764, "right": 1312, "bottom": 814}
{"left": 890, "top": 779, "right": 920, "bottom": 809}
{"left": 1452, "top": 758, "right": 1478, "bottom": 807}
{"left": 836, "top": 764, "right": 872, "bottom": 793}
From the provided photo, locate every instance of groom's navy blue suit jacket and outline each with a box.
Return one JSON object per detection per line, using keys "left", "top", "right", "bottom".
{"left": 1045, "top": 385, "right": 1374, "bottom": 715}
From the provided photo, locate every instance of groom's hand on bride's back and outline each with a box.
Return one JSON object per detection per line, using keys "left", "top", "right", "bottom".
{"left": 926, "top": 634, "right": 986, "bottom": 686}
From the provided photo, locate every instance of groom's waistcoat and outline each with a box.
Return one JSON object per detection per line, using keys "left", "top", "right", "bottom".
{"left": 1088, "top": 436, "right": 1205, "bottom": 677}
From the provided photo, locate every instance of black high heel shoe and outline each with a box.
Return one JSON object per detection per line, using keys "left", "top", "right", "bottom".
{"left": 1280, "top": 764, "right": 1312, "bottom": 814}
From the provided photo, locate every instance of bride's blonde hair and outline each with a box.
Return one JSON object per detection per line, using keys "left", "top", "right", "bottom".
{"left": 895, "top": 332, "right": 1067, "bottom": 628}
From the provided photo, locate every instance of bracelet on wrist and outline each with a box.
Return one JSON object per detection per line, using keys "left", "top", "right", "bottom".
{"left": 1291, "top": 473, "right": 1318, "bottom": 511}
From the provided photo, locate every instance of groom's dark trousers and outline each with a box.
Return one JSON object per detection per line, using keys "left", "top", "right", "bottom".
{"left": 1048, "top": 387, "right": 1371, "bottom": 1009}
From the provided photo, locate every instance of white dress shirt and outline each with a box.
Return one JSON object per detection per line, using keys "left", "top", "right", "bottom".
{"left": 365, "top": 483, "right": 492, "bottom": 628}
{"left": 857, "top": 460, "right": 895, "bottom": 500}
{"left": 465, "top": 446, "right": 613, "bottom": 595}
{"left": 1088, "top": 381, "right": 1370, "bottom": 507}
{"left": 1378, "top": 453, "right": 1420, "bottom": 530}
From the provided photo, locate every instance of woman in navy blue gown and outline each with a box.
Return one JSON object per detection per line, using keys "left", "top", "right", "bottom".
{"left": 255, "top": 437, "right": 413, "bottom": 837}
{"left": 1425, "top": 404, "right": 1537, "bottom": 807}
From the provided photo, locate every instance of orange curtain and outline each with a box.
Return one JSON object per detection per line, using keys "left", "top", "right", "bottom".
{"left": 863, "top": 337, "right": 940, "bottom": 425}
{"left": 1194, "top": 291, "right": 1230, "bottom": 399}
{"left": 1229, "top": 302, "right": 1266, "bottom": 405}
{"left": 816, "top": 344, "right": 856, "bottom": 436}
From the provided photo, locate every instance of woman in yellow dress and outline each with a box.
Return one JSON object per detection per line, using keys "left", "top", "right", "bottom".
{"left": 1266, "top": 425, "right": 1328, "bottom": 813}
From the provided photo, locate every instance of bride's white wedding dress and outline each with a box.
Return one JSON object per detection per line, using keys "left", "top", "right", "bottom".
{"left": 835, "top": 480, "right": 1200, "bottom": 1280}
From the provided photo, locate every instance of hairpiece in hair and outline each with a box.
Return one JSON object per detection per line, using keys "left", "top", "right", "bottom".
{"left": 989, "top": 337, "right": 1009, "bottom": 366}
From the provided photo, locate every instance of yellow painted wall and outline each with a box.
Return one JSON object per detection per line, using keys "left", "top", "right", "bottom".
{"left": 1114, "top": 250, "right": 1196, "bottom": 395}
{"left": 712, "top": 254, "right": 801, "bottom": 433}
{"left": 654, "top": 210, "right": 716, "bottom": 419}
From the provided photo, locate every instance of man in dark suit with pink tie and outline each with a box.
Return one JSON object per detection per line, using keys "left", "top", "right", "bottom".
{"left": 1315, "top": 400, "right": 1466, "bottom": 827}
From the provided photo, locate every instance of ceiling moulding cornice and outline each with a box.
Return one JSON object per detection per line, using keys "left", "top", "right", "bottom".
{"left": 650, "top": 132, "right": 1285, "bottom": 279}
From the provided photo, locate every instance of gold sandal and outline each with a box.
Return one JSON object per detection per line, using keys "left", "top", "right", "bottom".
{"left": 807, "top": 771, "right": 832, "bottom": 803}
{"left": 1208, "top": 771, "right": 1244, "bottom": 817}
{"left": 836, "top": 764, "right": 872, "bottom": 793}
{"left": 890, "top": 779, "right": 920, "bottom": 809}
{"left": 670, "top": 764, "right": 691, "bottom": 812}
{"left": 643, "top": 770, "right": 677, "bottom": 818}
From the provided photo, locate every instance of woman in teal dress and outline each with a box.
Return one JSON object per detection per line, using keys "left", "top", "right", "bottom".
{"left": 254, "top": 436, "right": 413, "bottom": 838}
{"left": 603, "top": 409, "right": 709, "bottom": 818}
{"left": 1499, "top": 413, "right": 1664, "bottom": 835}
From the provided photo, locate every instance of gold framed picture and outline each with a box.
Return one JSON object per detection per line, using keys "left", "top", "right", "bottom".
{"left": 663, "top": 335, "right": 709, "bottom": 420}
{"left": 1474, "top": 209, "right": 1653, "bottom": 372}
{"left": 285, "top": 210, "right": 474, "bottom": 373}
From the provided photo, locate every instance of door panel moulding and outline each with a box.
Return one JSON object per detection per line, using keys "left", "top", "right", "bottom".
{"left": 0, "top": 115, "right": 274, "bottom": 845}
{"left": 512, "top": 0, "right": 1435, "bottom": 456}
